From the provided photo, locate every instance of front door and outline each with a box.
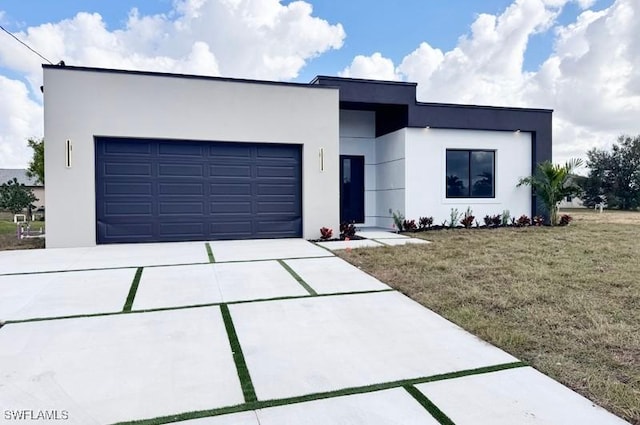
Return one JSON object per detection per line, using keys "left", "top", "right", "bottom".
{"left": 340, "top": 155, "right": 365, "bottom": 223}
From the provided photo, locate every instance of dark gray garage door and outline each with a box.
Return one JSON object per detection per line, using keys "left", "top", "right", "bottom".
{"left": 95, "top": 137, "right": 302, "bottom": 244}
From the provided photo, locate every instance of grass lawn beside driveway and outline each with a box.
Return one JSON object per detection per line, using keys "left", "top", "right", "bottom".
{"left": 0, "top": 219, "right": 45, "bottom": 250}
{"left": 338, "top": 209, "right": 640, "bottom": 424}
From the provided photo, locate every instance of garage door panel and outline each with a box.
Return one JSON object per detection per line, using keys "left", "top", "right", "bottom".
{"left": 210, "top": 222, "right": 254, "bottom": 237}
{"left": 158, "top": 222, "right": 205, "bottom": 237}
{"left": 256, "top": 218, "right": 302, "bottom": 235}
{"left": 208, "top": 144, "right": 252, "bottom": 158}
{"left": 210, "top": 164, "right": 251, "bottom": 177}
{"left": 158, "top": 183, "right": 204, "bottom": 196}
{"left": 257, "top": 201, "right": 298, "bottom": 214}
{"left": 158, "top": 163, "right": 204, "bottom": 177}
{"left": 257, "top": 145, "right": 300, "bottom": 159}
{"left": 210, "top": 183, "right": 251, "bottom": 195}
{"left": 257, "top": 165, "right": 297, "bottom": 178}
{"left": 100, "top": 222, "right": 153, "bottom": 239}
{"left": 104, "top": 163, "right": 152, "bottom": 177}
{"left": 96, "top": 138, "right": 301, "bottom": 243}
{"left": 104, "top": 182, "right": 152, "bottom": 196}
{"left": 103, "top": 140, "right": 151, "bottom": 155}
{"left": 210, "top": 201, "right": 252, "bottom": 214}
{"left": 105, "top": 202, "right": 153, "bottom": 216}
{"left": 158, "top": 202, "right": 205, "bottom": 215}
{"left": 257, "top": 183, "right": 297, "bottom": 196}
{"left": 158, "top": 142, "right": 204, "bottom": 156}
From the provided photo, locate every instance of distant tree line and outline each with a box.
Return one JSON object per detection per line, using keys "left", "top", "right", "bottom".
{"left": 580, "top": 134, "right": 640, "bottom": 210}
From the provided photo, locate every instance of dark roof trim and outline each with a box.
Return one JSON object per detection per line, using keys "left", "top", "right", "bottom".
{"left": 42, "top": 64, "right": 338, "bottom": 91}
{"left": 310, "top": 75, "right": 417, "bottom": 87}
{"left": 416, "top": 101, "right": 552, "bottom": 114}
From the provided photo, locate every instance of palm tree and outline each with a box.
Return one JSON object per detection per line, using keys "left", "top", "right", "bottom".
{"left": 518, "top": 159, "right": 583, "bottom": 225}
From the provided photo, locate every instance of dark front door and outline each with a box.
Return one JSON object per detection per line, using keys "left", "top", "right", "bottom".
{"left": 95, "top": 137, "right": 302, "bottom": 244}
{"left": 340, "top": 155, "right": 365, "bottom": 223}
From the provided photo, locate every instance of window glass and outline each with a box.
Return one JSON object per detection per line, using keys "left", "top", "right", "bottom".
{"left": 470, "top": 151, "right": 494, "bottom": 197}
{"left": 343, "top": 158, "right": 351, "bottom": 184}
{"left": 446, "top": 151, "right": 470, "bottom": 197}
{"left": 446, "top": 150, "right": 494, "bottom": 198}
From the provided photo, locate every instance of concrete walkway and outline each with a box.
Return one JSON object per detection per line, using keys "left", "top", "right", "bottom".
{"left": 0, "top": 240, "right": 630, "bottom": 425}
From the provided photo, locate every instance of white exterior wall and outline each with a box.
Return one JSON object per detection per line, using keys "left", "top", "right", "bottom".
{"left": 31, "top": 187, "right": 45, "bottom": 209}
{"left": 43, "top": 68, "right": 339, "bottom": 247}
{"left": 405, "top": 128, "right": 532, "bottom": 225}
{"left": 339, "top": 110, "right": 376, "bottom": 226}
{"left": 559, "top": 197, "right": 585, "bottom": 209}
{"left": 375, "top": 129, "right": 406, "bottom": 230}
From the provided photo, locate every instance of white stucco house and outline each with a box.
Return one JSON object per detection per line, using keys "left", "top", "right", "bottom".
{"left": 43, "top": 65, "right": 552, "bottom": 248}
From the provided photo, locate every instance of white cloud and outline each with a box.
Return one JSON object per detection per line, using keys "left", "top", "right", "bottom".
{"left": 0, "top": 76, "right": 42, "bottom": 168}
{"left": 339, "top": 0, "right": 640, "bottom": 166}
{"left": 338, "top": 52, "right": 400, "bottom": 80}
{"left": 0, "top": 0, "right": 345, "bottom": 167}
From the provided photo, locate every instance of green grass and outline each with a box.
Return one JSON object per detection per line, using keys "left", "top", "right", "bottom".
{"left": 123, "top": 268, "right": 144, "bottom": 312}
{"left": 338, "top": 209, "right": 640, "bottom": 424}
{"left": 404, "top": 385, "right": 455, "bottom": 425}
{"left": 277, "top": 259, "right": 317, "bottom": 295}
{"left": 220, "top": 304, "right": 257, "bottom": 403}
{"left": 205, "top": 243, "right": 215, "bottom": 263}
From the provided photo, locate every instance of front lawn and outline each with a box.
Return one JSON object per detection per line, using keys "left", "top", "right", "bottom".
{"left": 0, "top": 220, "right": 45, "bottom": 250}
{"left": 338, "top": 209, "right": 640, "bottom": 424}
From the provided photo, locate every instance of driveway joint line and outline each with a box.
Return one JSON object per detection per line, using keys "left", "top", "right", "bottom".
{"left": 0, "top": 256, "right": 335, "bottom": 276}
{"left": 2, "top": 289, "right": 397, "bottom": 325}
{"left": 220, "top": 304, "right": 257, "bottom": 403}
{"left": 111, "top": 361, "right": 526, "bottom": 425}
{"left": 277, "top": 259, "right": 317, "bottom": 295}
{"left": 404, "top": 385, "right": 456, "bottom": 425}
{"left": 123, "top": 267, "right": 144, "bottom": 312}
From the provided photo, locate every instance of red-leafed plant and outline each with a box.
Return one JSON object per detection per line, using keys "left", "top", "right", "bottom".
{"left": 559, "top": 214, "right": 573, "bottom": 226}
{"left": 403, "top": 219, "right": 417, "bottom": 232}
{"left": 320, "top": 227, "right": 333, "bottom": 240}
{"left": 516, "top": 215, "right": 531, "bottom": 227}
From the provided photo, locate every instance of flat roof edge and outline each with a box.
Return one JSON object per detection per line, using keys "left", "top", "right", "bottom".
{"left": 311, "top": 75, "right": 418, "bottom": 86}
{"left": 415, "top": 101, "right": 553, "bottom": 113}
{"left": 42, "top": 64, "right": 338, "bottom": 90}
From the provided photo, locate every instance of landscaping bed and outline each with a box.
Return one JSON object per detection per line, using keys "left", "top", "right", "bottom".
{"left": 338, "top": 209, "right": 640, "bottom": 424}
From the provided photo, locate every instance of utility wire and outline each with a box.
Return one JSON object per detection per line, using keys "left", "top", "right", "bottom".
{"left": 0, "top": 24, "right": 53, "bottom": 64}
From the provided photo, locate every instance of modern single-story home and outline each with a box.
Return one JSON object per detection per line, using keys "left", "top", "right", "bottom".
{"left": 0, "top": 168, "right": 45, "bottom": 210}
{"left": 43, "top": 65, "right": 551, "bottom": 248}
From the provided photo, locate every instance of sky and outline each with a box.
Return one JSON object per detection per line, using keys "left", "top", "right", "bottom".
{"left": 0, "top": 0, "right": 638, "bottom": 171}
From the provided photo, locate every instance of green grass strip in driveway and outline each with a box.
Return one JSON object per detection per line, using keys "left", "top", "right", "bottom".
{"left": 220, "top": 303, "right": 257, "bottom": 403}
{"left": 205, "top": 243, "right": 215, "bottom": 263}
{"left": 404, "top": 385, "right": 456, "bottom": 425}
{"left": 123, "top": 267, "right": 144, "bottom": 312}
{"left": 277, "top": 259, "right": 317, "bottom": 295}
{"left": 114, "top": 361, "right": 526, "bottom": 425}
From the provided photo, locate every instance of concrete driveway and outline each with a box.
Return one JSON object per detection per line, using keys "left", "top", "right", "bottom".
{"left": 0, "top": 240, "right": 630, "bottom": 425}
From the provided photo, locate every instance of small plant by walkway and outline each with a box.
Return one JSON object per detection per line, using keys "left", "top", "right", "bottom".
{"left": 338, "top": 209, "right": 640, "bottom": 424}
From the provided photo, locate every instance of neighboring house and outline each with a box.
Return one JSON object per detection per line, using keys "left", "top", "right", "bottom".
{"left": 558, "top": 174, "right": 587, "bottom": 209}
{"left": 559, "top": 195, "right": 585, "bottom": 209}
{"left": 43, "top": 65, "right": 551, "bottom": 248}
{"left": 0, "top": 168, "right": 45, "bottom": 210}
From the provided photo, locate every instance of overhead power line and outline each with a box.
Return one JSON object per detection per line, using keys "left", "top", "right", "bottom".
{"left": 0, "top": 24, "right": 53, "bottom": 65}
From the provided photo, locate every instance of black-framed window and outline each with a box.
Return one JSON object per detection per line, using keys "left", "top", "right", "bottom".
{"left": 446, "top": 150, "right": 495, "bottom": 198}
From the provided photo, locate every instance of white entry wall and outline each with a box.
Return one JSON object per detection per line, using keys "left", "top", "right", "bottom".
{"left": 405, "top": 128, "right": 532, "bottom": 225}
